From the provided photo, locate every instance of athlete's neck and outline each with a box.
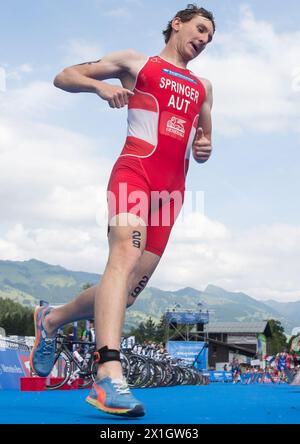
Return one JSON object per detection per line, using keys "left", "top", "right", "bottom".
{"left": 158, "top": 48, "right": 189, "bottom": 70}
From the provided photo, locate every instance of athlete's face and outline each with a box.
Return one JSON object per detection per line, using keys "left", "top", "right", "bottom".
{"left": 173, "top": 15, "right": 214, "bottom": 61}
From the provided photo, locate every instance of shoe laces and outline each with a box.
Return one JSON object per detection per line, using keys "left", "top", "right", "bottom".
{"left": 43, "top": 337, "right": 56, "bottom": 355}
{"left": 112, "top": 378, "right": 131, "bottom": 395}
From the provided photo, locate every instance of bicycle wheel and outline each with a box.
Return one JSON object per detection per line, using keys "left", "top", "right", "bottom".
{"left": 78, "top": 371, "right": 93, "bottom": 389}
{"left": 161, "top": 362, "right": 174, "bottom": 387}
{"left": 150, "top": 361, "right": 165, "bottom": 388}
{"left": 120, "top": 352, "right": 130, "bottom": 379}
{"left": 127, "top": 353, "right": 151, "bottom": 388}
{"left": 45, "top": 351, "right": 71, "bottom": 390}
{"left": 171, "top": 365, "right": 184, "bottom": 386}
{"left": 141, "top": 359, "right": 156, "bottom": 388}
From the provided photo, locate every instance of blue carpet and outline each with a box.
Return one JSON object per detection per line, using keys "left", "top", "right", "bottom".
{"left": 1, "top": 384, "right": 300, "bottom": 424}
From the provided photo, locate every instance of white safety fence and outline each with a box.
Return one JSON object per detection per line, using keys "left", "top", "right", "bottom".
{"left": 0, "top": 336, "right": 32, "bottom": 352}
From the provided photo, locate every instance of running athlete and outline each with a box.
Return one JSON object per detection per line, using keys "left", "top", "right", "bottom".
{"left": 275, "top": 351, "right": 288, "bottom": 381}
{"left": 30, "top": 4, "right": 215, "bottom": 417}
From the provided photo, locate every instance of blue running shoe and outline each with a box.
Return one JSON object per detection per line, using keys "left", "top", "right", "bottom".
{"left": 29, "top": 304, "right": 56, "bottom": 377}
{"left": 86, "top": 377, "right": 145, "bottom": 417}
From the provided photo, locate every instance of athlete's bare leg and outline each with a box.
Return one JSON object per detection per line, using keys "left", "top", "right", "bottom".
{"left": 43, "top": 251, "right": 161, "bottom": 335}
{"left": 127, "top": 250, "right": 161, "bottom": 307}
{"left": 43, "top": 215, "right": 161, "bottom": 379}
{"left": 94, "top": 214, "right": 147, "bottom": 379}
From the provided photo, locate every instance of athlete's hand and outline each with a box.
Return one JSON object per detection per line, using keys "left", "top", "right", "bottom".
{"left": 192, "top": 127, "right": 212, "bottom": 163}
{"left": 96, "top": 83, "right": 134, "bottom": 109}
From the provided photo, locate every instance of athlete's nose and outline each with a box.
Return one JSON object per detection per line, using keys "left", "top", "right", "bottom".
{"left": 200, "top": 35, "right": 209, "bottom": 45}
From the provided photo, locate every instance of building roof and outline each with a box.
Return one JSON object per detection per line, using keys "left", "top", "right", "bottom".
{"left": 204, "top": 321, "right": 269, "bottom": 334}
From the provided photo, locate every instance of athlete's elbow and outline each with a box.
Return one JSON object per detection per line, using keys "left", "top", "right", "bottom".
{"left": 53, "top": 68, "right": 73, "bottom": 90}
{"left": 53, "top": 72, "right": 64, "bottom": 89}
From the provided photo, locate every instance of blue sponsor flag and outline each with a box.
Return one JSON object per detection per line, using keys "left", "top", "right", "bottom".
{"left": 167, "top": 341, "right": 208, "bottom": 370}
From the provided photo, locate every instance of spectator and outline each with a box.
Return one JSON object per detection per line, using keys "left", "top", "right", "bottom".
{"left": 82, "top": 320, "right": 95, "bottom": 343}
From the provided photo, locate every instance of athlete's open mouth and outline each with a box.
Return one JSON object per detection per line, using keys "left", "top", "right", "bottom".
{"left": 190, "top": 42, "right": 198, "bottom": 53}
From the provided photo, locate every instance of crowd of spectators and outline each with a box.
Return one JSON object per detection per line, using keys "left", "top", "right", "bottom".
{"left": 131, "top": 340, "right": 167, "bottom": 357}
{"left": 220, "top": 350, "right": 300, "bottom": 384}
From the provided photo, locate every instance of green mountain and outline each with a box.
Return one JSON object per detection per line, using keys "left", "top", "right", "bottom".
{"left": 264, "top": 300, "right": 300, "bottom": 332}
{"left": 127, "top": 284, "right": 293, "bottom": 332}
{"left": 0, "top": 259, "right": 100, "bottom": 306}
{"left": 0, "top": 259, "right": 297, "bottom": 333}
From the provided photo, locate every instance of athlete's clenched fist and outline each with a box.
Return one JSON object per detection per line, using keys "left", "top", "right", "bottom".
{"left": 96, "top": 84, "right": 135, "bottom": 109}
{"left": 192, "top": 127, "right": 212, "bottom": 163}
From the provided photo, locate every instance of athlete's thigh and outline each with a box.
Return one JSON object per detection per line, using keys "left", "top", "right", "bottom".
{"left": 145, "top": 191, "right": 183, "bottom": 257}
{"left": 107, "top": 213, "right": 147, "bottom": 260}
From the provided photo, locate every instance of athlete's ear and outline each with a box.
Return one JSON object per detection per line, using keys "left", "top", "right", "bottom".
{"left": 172, "top": 17, "right": 182, "bottom": 32}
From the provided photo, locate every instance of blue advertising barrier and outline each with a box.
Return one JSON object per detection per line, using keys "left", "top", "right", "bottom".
{"left": 166, "top": 341, "right": 208, "bottom": 370}
{"left": 0, "top": 349, "right": 30, "bottom": 390}
{"left": 201, "top": 371, "right": 233, "bottom": 382}
{"left": 240, "top": 373, "right": 275, "bottom": 384}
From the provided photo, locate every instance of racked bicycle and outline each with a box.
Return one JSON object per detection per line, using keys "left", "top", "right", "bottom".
{"left": 41, "top": 334, "right": 130, "bottom": 390}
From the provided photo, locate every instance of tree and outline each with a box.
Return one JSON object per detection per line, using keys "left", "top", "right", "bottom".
{"left": 128, "top": 316, "right": 167, "bottom": 343}
{"left": 268, "top": 319, "right": 288, "bottom": 355}
{"left": 0, "top": 298, "right": 34, "bottom": 336}
{"left": 154, "top": 315, "right": 167, "bottom": 343}
{"left": 144, "top": 317, "right": 157, "bottom": 341}
{"left": 129, "top": 321, "right": 147, "bottom": 343}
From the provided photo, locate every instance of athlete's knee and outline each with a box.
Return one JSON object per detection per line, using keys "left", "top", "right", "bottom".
{"left": 126, "top": 295, "right": 137, "bottom": 308}
{"left": 107, "top": 243, "right": 142, "bottom": 277}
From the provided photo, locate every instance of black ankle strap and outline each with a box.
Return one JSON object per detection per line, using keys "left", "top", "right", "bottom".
{"left": 94, "top": 346, "right": 121, "bottom": 364}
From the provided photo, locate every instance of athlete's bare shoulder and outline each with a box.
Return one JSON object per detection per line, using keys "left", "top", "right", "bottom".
{"left": 198, "top": 77, "right": 212, "bottom": 93}
{"left": 118, "top": 48, "right": 148, "bottom": 75}
{"left": 115, "top": 49, "right": 148, "bottom": 90}
{"left": 196, "top": 76, "right": 213, "bottom": 105}
{"left": 69, "top": 48, "right": 147, "bottom": 84}
{"left": 188, "top": 71, "right": 212, "bottom": 94}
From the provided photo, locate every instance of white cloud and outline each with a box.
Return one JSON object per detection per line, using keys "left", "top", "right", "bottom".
{"left": 152, "top": 214, "right": 300, "bottom": 302}
{"left": 0, "top": 81, "right": 74, "bottom": 118}
{"left": 175, "top": 212, "right": 229, "bottom": 242}
{"left": 190, "top": 6, "right": 300, "bottom": 136}
{"left": 62, "top": 39, "right": 103, "bottom": 66}
{"left": 0, "top": 116, "right": 111, "bottom": 227}
{"left": 0, "top": 67, "right": 5, "bottom": 92}
{"left": 0, "top": 78, "right": 112, "bottom": 271}
{"left": 104, "top": 8, "right": 131, "bottom": 18}
{"left": 6, "top": 63, "right": 33, "bottom": 81}
{"left": 1, "top": 224, "right": 108, "bottom": 274}
{"left": 19, "top": 64, "right": 33, "bottom": 73}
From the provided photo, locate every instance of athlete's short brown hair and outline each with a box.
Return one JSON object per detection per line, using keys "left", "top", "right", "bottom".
{"left": 162, "top": 4, "right": 216, "bottom": 44}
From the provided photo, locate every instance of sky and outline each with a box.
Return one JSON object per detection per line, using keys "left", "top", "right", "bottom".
{"left": 0, "top": 0, "right": 300, "bottom": 302}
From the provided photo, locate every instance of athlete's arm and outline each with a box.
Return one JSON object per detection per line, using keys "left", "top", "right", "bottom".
{"left": 53, "top": 49, "right": 146, "bottom": 108}
{"left": 192, "top": 78, "right": 213, "bottom": 163}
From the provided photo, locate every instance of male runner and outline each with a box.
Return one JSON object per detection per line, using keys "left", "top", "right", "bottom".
{"left": 30, "top": 4, "right": 215, "bottom": 417}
